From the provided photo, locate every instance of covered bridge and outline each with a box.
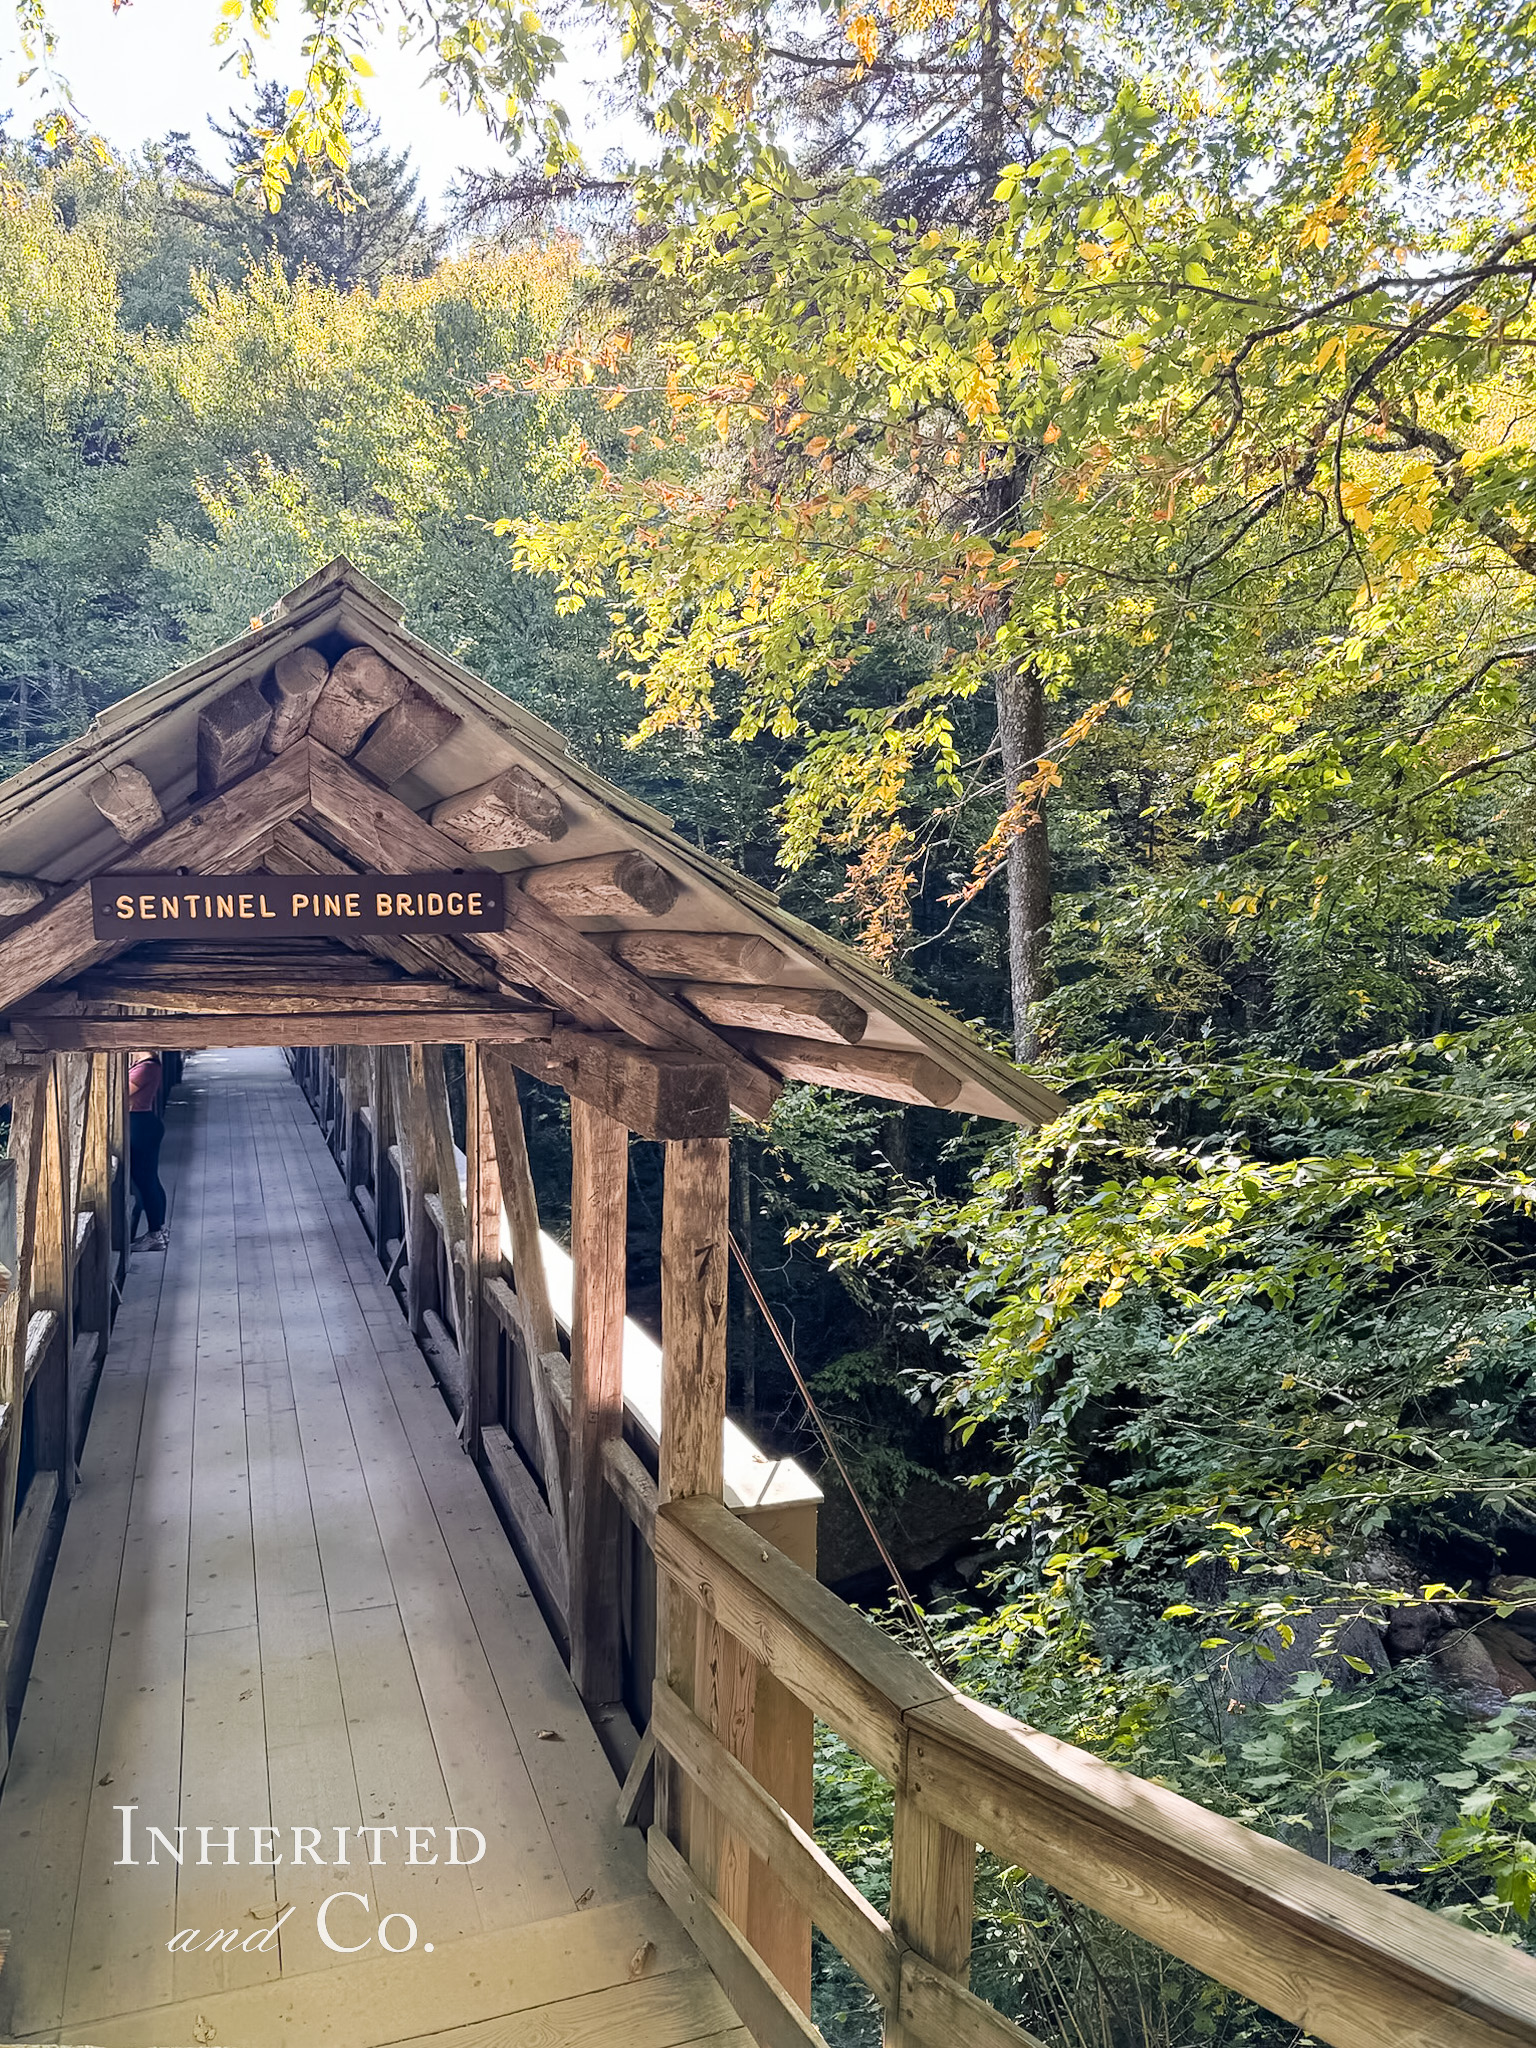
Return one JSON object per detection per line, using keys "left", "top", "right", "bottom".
{"left": 0, "top": 560, "right": 1528, "bottom": 2048}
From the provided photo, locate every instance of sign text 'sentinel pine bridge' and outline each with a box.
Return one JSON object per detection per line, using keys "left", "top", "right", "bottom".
{"left": 90, "top": 870, "right": 505, "bottom": 941}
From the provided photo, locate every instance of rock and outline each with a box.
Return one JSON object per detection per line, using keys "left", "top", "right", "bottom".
{"left": 1434, "top": 1630, "right": 1507, "bottom": 1716}
{"left": 1385, "top": 1602, "right": 1456, "bottom": 1663}
{"left": 1214, "top": 1606, "right": 1390, "bottom": 1709}
{"left": 1488, "top": 1575, "right": 1536, "bottom": 1644}
{"left": 1477, "top": 1623, "right": 1536, "bottom": 1697}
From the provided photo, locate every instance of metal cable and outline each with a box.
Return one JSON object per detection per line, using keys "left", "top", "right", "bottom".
{"left": 727, "top": 1228, "right": 951, "bottom": 1678}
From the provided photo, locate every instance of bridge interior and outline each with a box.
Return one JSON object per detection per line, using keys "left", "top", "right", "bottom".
{"left": 0, "top": 1048, "right": 744, "bottom": 2048}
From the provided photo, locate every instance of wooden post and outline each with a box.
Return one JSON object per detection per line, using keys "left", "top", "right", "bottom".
{"left": 0, "top": 1064, "right": 52, "bottom": 1780}
{"left": 568, "top": 1096, "right": 628, "bottom": 1705}
{"left": 29, "top": 1060, "right": 72, "bottom": 1496}
{"left": 739, "top": 1500, "right": 818, "bottom": 2011}
{"left": 885, "top": 1794, "right": 977, "bottom": 2048}
{"left": 386, "top": 1046, "right": 434, "bottom": 1334}
{"left": 109, "top": 1050, "right": 128, "bottom": 1303}
{"left": 81, "top": 1054, "right": 113, "bottom": 1366}
{"left": 657, "top": 1136, "right": 732, "bottom": 1870}
{"left": 462, "top": 1043, "right": 499, "bottom": 1457}
{"left": 421, "top": 1043, "right": 467, "bottom": 1345}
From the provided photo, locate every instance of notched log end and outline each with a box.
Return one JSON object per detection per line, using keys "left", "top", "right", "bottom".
{"left": 87, "top": 761, "right": 164, "bottom": 844}
{"left": 0, "top": 875, "right": 46, "bottom": 919}
{"left": 198, "top": 677, "right": 274, "bottom": 795}
{"left": 429, "top": 763, "right": 567, "bottom": 851}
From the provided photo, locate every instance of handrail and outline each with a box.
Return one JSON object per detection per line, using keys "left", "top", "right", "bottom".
{"left": 654, "top": 1493, "right": 1536, "bottom": 2048}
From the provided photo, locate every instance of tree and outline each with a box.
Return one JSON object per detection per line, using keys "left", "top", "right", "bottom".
{"left": 166, "top": 82, "right": 442, "bottom": 292}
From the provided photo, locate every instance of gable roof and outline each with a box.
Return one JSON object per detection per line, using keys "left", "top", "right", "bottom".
{"left": 0, "top": 559, "right": 1066, "bottom": 1128}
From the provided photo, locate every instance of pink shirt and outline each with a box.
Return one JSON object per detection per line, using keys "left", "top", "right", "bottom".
{"left": 128, "top": 1058, "right": 162, "bottom": 1113}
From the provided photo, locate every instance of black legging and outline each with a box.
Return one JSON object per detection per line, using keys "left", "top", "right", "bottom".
{"left": 129, "top": 1110, "right": 167, "bottom": 1234}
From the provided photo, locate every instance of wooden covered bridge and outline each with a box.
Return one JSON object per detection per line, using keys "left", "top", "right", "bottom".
{"left": 0, "top": 559, "right": 1529, "bottom": 2048}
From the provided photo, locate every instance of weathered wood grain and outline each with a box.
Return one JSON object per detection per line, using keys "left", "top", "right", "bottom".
{"left": 612, "top": 931, "right": 788, "bottom": 984}
{"left": 356, "top": 679, "right": 462, "bottom": 784}
{"left": 682, "top": 984, "right": 867, "bottom": 1044}
{"left": 308, "top": 644, "right": 408, "bottom": 753}
{"left": 263, "top": 643, "right": 330, "bottom": 751}
{"left": 569, "top": 1096, "right": 629, "bottom": 1704}
{"left": 12, "top": 1010, "right": 552, "bottom": 1051}
{"left": 652, "top": 1678, "right": 901, "bottom": 2014}
{"left": 653, "top": 1497, "right": 951, "bottom": 1783}
{"left": 429, "top": 764, "right": 567, "bottom": 850}
{"left": 87, "top": 762, "right": 163, "bottom": 843}
{"left": 303, "top": 745, "right": 780, "bottom": 1119}
{"left": 522, "top": 849, "right": 682, "bottom": 919}
{"left": 904, "top": 1691, "right": 1536, "bottom": 2048}
{"left": 0, "top": 741, "right": 313, "bottom": 1012}
{"left": 198, "top": 677, "right": 273, "bottom": 794}
{"left": 647, "top": 1829, "right": 824, "bottom": 2048}
{"left": 743, "top": 1035, "right": 961, "bottom": 1107}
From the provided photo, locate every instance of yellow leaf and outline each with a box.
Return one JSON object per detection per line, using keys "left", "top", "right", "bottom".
{"left": 844, "top": 12, "right": 878, "bottom": 64}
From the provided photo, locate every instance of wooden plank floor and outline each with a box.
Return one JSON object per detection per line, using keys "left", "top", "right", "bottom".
{"left": 0, "top": 1048, "right": 743, "bottom": 2048}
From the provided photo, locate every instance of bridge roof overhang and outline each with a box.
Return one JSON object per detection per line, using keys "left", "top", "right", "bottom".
{"left": 0, "top": 559, "right": 1066, "bottom": 1134}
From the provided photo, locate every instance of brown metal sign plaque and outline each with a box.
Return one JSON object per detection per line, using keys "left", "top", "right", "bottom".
{"left": 90, "top": 871, "right": 505, "bottom": 941}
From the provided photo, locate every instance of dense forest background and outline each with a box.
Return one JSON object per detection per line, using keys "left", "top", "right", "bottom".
{"left": 6, "top": 3, "right": 1536, "bottom": 2026}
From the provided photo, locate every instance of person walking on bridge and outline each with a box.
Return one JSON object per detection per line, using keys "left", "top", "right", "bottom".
{"left": 128, "top": 1050, "right": 169, "bottom": 1251}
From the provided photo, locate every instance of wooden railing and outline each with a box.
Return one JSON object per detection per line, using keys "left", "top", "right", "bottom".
{"left": 291, "top": 1037, "right": 1536, "bottom": 2048}
{"left": 292, "top": 1039, "right": 820, "bottom": 1757}
{"left": 0, "top": 1050, "right": 128, "bottom": 1764}
{"left": 648, "top": 1493, "right": 1536, "bottom": 2048}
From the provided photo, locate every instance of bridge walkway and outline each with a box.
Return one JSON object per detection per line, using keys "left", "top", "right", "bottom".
{"left": 0, "top": 1048, "right": 743, "bottom": 2048}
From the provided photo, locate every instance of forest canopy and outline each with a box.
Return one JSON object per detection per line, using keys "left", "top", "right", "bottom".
{"left": 7, "top": 0, "right": 1536, "bottom": 2031}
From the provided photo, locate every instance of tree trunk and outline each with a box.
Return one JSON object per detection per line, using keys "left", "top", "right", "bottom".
{"left": 995, "top": 662, "right": 1052, "bottom": 1060}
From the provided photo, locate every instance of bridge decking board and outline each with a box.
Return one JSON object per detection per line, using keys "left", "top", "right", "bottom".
{"left": 0, "top": 1047, "right": 725, "bottom": 2048}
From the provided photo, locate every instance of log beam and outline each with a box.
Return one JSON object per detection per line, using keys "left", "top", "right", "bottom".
{"left": 198, "top": 679, "right": 273, "bottom": 794}
{"left": 39, "top": 982, "right": 526, "bottom": 1016}
{"left": 263, "top": 645, "right": 330, "bottom": 752}
{"left": 611, "top": 932, "right": 789, "bottom": 984}
{"left": 568, "top": 1097, "right": 629, "bottom": 1706}
{"left": 513, "top": 1033, "right": 731, "bottom": 1144}
{"left": 302, "top": 746, "right": 779, "bottom": 1119}
{"left": 10, "top": 1011, "right": 552, "bottom": 1052}
{"left": 429, "top": 765, "right": 567, "bottom": 851}
{"left": 682, "top": 984, "right": 867, "bottom": 1045}
{"left": 744, "top": 1036, "right": 961, "bottom": 1108}
{"left": 520, "top": 850, "right": 681, "bottom": 920}
{"left": 355, "top": 680, "right": 462, "bottom": 784}
{"left": 87, "top": 763, "right": 163, "bottom": 844}
{"left": 0, "top": 741, "right": 314, "bottom": 1012}
{"left": 309, "top": 645, "right": 408, "bottom": 754}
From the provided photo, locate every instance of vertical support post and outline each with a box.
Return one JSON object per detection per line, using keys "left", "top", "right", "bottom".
{"left": 30, "top": 1060, "right": 72, "bottom": 1496}
{"left": 462, "top": 1043, "right": 499, "bottom": 1458}
{"left": 885, "top": 1793, "right": 977, "bottom": 2048}
{"left": 739, "top": 1501, "right": 818, "bottom": 2010}
{"left": 0, "top": 1065, "right": 52, "bottom": 1778}
{"left": 109, "top": 1051, "right": 128, "bottom": 1302}
{"left": 388, "top": 1045, "right": 434, "bottom": 1334}
{"left": 81, "top": 1054, "right": 112, "bottom": 1361}
{"left": 656, "top": 1136, "right": 732, "bottom": 1869}
{"left": 568, "top": 1096, "right": 628, "bottom": 1706}
{"left": 421, "top": 1043, "right": 467, "bottom": 1346}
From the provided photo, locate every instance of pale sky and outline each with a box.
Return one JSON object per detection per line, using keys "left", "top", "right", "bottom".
{"left": 10, "top": 1, "right": 626, "bottom": 208}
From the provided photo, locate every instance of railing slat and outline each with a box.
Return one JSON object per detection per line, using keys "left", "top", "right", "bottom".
{"left": 653, "top": 1676, "right": 902, "bottom": 2012}
{"left": 655, "top": 1495, "right": 951, "bottom": 1781}
{"left": 897, "top": 1953, "right": 1048, "bottom": 2048}
{"left": 647, "top": 1825, "right": 825, "bottom": 2048}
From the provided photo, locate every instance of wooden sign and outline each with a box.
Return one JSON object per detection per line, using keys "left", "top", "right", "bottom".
{"left": 90, "top": 871, "right": 505, "bottom": 941}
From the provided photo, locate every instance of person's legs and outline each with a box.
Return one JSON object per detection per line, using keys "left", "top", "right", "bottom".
{"left": 129, "top": 1110, "right": 168, "bottom": 1240}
